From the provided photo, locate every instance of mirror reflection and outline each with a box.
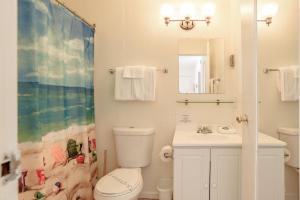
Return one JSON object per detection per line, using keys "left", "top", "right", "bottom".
{"left": 178, "top": 38, "right": 225, "bottom": 94}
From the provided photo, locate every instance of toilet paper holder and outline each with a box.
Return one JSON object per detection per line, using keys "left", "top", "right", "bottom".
{"left": 160, "top": 145, "right": 173, "bottom": 162}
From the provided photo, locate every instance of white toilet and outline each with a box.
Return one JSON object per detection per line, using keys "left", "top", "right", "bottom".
{"left": 278, "top": 127, "right": 299, "bottom": 169}
{"left": 94, "top": 127, "right": 154, "bottom": 200}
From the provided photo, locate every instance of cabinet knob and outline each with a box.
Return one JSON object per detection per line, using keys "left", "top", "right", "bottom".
{"left": 204, "top": 183, "right": 209, "bottom": 188}
{"left": 212, "top": 183, "right": 217, "bottom": 188}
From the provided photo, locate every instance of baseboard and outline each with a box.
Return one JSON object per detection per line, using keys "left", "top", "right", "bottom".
{"left": 140, "top": 191, "right": 298, "bottom": 200}
{"left": 140, "top": 191, "right": 299, "bottom": 200}
{"left": 285, "top": 193, "right": 299, "bottom": 200}
{"left": 139, "top": 191, "right": 159, "bottom": 199}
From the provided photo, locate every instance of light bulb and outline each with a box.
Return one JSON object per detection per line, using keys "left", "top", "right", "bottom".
{"left": 180, "top": 3, "right": 195, "bottom": 18}
{"left": 201, "top": 3, "right": 216, "bottom": 17}
{"left": 261, "top": 2, "right": 278, "bottom": 18}
{"left": 160, "top": 4, "right": 174, "bottom": 18}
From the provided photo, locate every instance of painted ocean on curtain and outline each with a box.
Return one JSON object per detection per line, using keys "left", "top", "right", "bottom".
{"left": 18, "top": 0, "right": 98, "bottom": 199}
{"left": 18, "top": 83, "right": 95, "bottom": 142}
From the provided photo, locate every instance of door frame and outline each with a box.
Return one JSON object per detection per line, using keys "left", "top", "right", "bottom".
{"left": 240, "top": 0, "right": 258, "bottom": 200}
{"left": 0, "top": 0, "right": 18, "bottom": 199}
{"left": 298, "top": 0, "right": 300, "bottom": 199}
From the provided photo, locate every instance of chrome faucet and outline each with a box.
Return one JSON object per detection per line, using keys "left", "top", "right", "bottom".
{"left": 197, "top": 126, "right": 213, "bottom": 134}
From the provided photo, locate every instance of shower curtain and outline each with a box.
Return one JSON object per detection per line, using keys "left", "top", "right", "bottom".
{"left": 18, "top": 0, "right": 97, "bottom": 199}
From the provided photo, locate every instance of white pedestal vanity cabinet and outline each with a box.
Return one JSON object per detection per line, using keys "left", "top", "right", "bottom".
{"left": 173, "top": 125, "right": 285, "bottom": 200}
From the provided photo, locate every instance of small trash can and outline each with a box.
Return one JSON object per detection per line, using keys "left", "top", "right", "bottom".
{"left": 157, "top": 178, "right": 173, "bottom": 200}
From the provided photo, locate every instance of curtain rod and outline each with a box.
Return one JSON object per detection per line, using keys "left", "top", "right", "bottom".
{"left": 54, "top": 0, "right": 96, "bottom": 31}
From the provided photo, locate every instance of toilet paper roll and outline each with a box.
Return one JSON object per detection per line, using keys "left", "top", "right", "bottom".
{"left": 159, "top": 145, "right": 173, "bottom": 162}
{"left": 284, "top": 148, "right": 291, "bottom": 163}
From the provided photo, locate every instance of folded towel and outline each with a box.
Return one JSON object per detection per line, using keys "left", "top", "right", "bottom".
{"left": 123, "top": 66, "right": 145, "bottom": 78}
{"left": 132, "top": 77, "right": 145, "bottom": 100}
{"left": 115, "top": 67, "right": 134, "bottom": 100}
{"left": 131, "top": 67, "right": 156, "bottom": 101}
{"left": 142, "top": 67, "right": 156, "bottom": 101}
{"left": 115, "top": 66, "right": 156, "bottom": 101}
{"left": 278, "top": 66, "right": 299, "bottom": 101}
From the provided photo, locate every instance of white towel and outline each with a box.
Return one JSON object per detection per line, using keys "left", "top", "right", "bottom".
{"left": 114, "top": 66, "right": 156, "bottom": 101}
{"left": 115, "top": 67, "right": 134, "bottom": 100}
{"left": 123, "top": 66, "right": 145, "bottom": 78}
{"left": 142, "top": 67, "right": 156, "bottom": 101}
{"left": 278, "top": 66, "right": 299, "bottom": 101}
{"left": 132, "top": 67, "right": 156, "bottom": 101}
{"left": 132, "top": 77, "right": 145, "bottom": 100}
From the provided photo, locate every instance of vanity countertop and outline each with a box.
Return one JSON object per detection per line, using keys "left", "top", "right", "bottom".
{"left": 173, "top": 123, "right": 286, "bottom": 148}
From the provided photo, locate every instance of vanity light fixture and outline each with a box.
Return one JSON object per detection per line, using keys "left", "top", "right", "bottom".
{"left": 257, "top": 2, "right": 279, "bottom": 26}
{"left": 161, "top": 3, "right": 216, "bottom": 31}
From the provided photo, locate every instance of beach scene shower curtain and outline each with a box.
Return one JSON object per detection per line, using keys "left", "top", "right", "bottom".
{"left": 18, "top": 0, "right": 97, "bottom": 199}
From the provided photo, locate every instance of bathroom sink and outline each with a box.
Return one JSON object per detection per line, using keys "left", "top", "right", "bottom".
{"left": 173, "top": 123, "right": 285, "bottom": 147}
{"left": 173, "top": 123, "right": 242, "bottom": 147}
{"left": 173, "top": 131, "right": 241, "bottom": 147}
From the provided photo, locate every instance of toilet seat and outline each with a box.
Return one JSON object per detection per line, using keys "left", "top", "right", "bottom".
{"left": 94, "top": 168, "right": 143, "bottom": 200}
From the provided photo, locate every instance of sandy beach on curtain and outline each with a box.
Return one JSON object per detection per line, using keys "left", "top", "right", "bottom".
{"left": 18, "top": 124, "right": 98, "bottom": 200}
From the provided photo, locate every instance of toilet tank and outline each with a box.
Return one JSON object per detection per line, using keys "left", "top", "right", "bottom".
{"left": 113, "top": 127, "right": 154, "bottom": 168}
{"left": 278, "top": 127, "right": 299, "bottom": 168}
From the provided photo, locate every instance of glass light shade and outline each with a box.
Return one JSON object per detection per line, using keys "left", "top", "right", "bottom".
{"left": 201, "top": 3, "right": 216, "bottom": 17}
{"left": 180, "top": 3, "right": 195, "bottom": 18}
{"left": 261, "top": 2, "right": 279, "bottom": 18}
{"left": 160, "top": 4, "right": 174, "bottom": 18}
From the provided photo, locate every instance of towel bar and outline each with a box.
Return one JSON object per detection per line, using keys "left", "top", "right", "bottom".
{"left": 108, "top": 68, "right": 168, "bottom": 74}
{"left": 263, "top": 68, "right": 279, "bottom": 74}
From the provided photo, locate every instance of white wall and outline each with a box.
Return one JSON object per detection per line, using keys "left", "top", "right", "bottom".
{"left": 64, "top": 0, "right": 241, "bottom": 197}
{"left": 258, "top": 0, "right": 299, "bottom": 199}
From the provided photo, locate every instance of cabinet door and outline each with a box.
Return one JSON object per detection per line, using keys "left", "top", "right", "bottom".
{"left": 174, "top": 148, "right": 210, "bottom": 200}
{"left": 210, "top": 148, "right": 241, "bottom": 200}
{"left": 257, "top": 148, "right": 284, "bottom": 200}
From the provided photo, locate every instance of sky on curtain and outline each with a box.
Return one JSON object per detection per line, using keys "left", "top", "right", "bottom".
{"left": 18, "top": 0, "right": 95, "bottom": 142}
{"left": 18, "top": 0, "right": 94, "bottom": 88}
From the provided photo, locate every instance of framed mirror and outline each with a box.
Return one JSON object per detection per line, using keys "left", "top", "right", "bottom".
{"left": 178, "top": 38, "right": 225, "bottom": 94}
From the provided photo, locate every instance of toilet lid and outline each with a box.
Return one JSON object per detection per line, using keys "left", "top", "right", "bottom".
{"left": 95, "top": 168, "right": 142, "bottom": 196}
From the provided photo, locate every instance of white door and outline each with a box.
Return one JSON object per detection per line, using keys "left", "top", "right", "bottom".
{"left": 239, "top": 0, "right": 258, "bottom": 200}
{"left": 0, "top": 0, "right": 18, "bottom": 200}
{"left": 210, "top": 148, "right": 241, "bottom": 200}
{"left": 173, "top": 148, "right": 210, "bottom": 200}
